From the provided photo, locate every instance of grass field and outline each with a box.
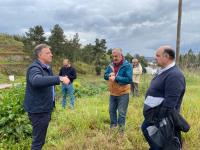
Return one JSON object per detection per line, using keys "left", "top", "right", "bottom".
{"left": 1, "top": 72, "right": 200, "bottom": 150}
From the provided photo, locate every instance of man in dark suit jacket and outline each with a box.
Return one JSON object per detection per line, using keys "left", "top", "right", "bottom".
{"left": 24, "top": 44, "right": 69, "bottom": 150}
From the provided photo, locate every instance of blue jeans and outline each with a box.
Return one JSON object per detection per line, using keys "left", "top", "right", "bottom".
{"left": 141, "top": 120, "right": 161, "bottom": 150}
{"left": 109, "top": 94, "right": 129, "bottom": 127}
{"left": 62, "top": 83, "right": 75, "bottom": 109}
{"left": 28, "top": 112, "right": 51, "bottom": 150}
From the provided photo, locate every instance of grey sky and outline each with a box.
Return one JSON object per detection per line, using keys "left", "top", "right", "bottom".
{"left": 0, "top": 0, "right": 199, "bottom": 56}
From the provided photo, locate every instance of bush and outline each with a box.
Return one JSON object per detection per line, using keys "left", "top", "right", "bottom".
{"left": 0, "top": 85, "right": 32, "bottom": 145}
{"left": 74, "top": 81, "right": 108, "bottom": 98}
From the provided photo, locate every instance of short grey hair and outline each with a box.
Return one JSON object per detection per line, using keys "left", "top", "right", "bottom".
{"left": 34, "top": 44, "right": 51, "bottom": 58}
{"left": 132, "top": 58, "right": 139, "bottom": 63}
{"left": 112, "top": 48, "right": 122, "bottom": 54}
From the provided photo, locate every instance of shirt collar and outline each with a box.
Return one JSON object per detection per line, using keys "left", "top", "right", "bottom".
{"left": 37, "top": 59, "right": 50, "bottom": 69}
{"left": 157, "top": 61, "right": 175, "bottom": 75}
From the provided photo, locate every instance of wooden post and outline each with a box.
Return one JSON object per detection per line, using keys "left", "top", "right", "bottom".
{"left": 176, "top": 0, "right": 182, "bottom": 64}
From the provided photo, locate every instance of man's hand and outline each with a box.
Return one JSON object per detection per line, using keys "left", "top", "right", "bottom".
{"left": 109, "top": 72, "right": 115, "bottom": 77}
{"left": 109, "top": 73, "right": 115, "bottom": 82}
{"left": 109, "top": 75, "right": 115, "bottom": 82}
{"left": 60, "top": 76, "right": 70, "bottom": 85}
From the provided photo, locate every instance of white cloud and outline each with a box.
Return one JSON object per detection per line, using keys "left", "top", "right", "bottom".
{"left": 0, "top": 0, "right": 199, "bottom": 56}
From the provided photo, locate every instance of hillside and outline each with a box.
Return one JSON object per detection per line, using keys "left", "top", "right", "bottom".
{"left": 0, "top": 34, "right": 31, "bottom": 76}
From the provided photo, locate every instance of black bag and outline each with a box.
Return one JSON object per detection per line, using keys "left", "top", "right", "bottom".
{"left": 169, "top": 110, "right": 190, "bottom": 132}
{"left": 164, "top": 136, "right": 181, "bottom": 150}
{"left": 147, "top": 117, "right": 181, "bottom": 150}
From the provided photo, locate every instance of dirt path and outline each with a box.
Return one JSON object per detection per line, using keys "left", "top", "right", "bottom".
{"left": 0, "top": 83, "right": 12, "bottom": 90}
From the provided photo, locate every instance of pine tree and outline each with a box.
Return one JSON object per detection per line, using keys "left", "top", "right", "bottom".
{"left": 48, "top": 24, "right": 65, "bottom": 55}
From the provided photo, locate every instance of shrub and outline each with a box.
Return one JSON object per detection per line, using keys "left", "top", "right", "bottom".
{"left": 74, "top": 82, "right": 108, "bottom": 98}
{"left": 0, "top": 85, "right": 32, "bottom": 145}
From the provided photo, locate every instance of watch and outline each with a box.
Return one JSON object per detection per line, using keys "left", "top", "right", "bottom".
{"left": 59, "top": 76, "right": 63, "bottom": 82}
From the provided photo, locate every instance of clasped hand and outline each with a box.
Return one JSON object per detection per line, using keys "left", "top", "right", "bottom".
{"left": 109, "top": 72, "right": 115, "bottom": 82}
{"left": 60, "top": 76, "right": 70, "bottom": 85}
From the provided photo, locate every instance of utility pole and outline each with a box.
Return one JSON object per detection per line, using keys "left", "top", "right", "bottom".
{"left": 176, "top": 0, "right": 182, "bottom": 64}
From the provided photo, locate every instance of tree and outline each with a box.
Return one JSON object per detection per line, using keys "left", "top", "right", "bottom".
{"left": 71, "top": 33, "right": 81, "bottom": 61}
{"left": 61, "top": 33, "right": 82, "bottom": 62}
{"left": 93, "top": 38, "right": 107, "bottom": 65}
{"left": 125, "top": 53, "right": 133, "bottom": 63}
{"left": 107, "top": 48, "right": 113, "bottom": 60}
{"left": 187, "top": 49, "right": 196, "bottom": 67}
{"left": 81, "top": 44, "right": 95, "bottom": 64}
{"left": 179, "top": 49, "right": 200, "bottom": 68}
{"left": 24, "top": 25, "right": 46, "bottom": 52}
{"left": 92, "top": 39, "right": 107, "bottom": 75}
{"left": 48, "top": 24, "right": 65, "bottom": 55}
{"left": 26, "top": 25, "right": 46, "bottom": 45}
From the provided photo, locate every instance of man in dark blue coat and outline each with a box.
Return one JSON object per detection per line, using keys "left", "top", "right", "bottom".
{"left": 141, "top": 45, "right": 186, "bottom": 150}
{"left": 24, "top": 44, "right": 70, "bottom": 150}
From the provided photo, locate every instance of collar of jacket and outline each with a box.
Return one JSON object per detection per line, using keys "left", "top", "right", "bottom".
{"left": 35, "top": 59, "right": 50, "bottom": 69}
{"left": 111, "top": 60, "right": 129, "bottom": 68}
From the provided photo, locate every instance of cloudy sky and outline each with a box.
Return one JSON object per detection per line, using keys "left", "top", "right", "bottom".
{"left": 0, "top": 0, "right": 199, "bottom": 56}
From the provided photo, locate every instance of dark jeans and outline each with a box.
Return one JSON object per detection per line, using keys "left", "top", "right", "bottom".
{"left": 109, "top": 94, "right": 129, "bottom": 128}
{"left": 141, "top": 120, "right": 182, "bottom": 150}
{"left": 28, "top": 112, "right": 51, "bottom": 150}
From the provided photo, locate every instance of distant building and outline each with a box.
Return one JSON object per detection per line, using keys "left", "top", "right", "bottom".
{"left": 145, "top": 66, "right": 157, "bottom": 75}
{"left": 145, "top": 57, "right": 158, "bottom": 75}
{"left": 145, "top": 57, "right": 155, "bottom": 63}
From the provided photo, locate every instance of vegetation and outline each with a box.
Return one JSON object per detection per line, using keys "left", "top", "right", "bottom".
{"left": 180, "top": 49, "right": 200, "bottom": 69}
{"left": 0, "top": 72, "right": 199, "bottom": 150}
{"left": 0, "top": 26, "right": 149, "bottom": 76}
{"left": 0, "top": 34, "right": 31, "bottom": 76}
{"left": 0, "top": 34, "right": 24, "bottom": 52}
{"left": 10, "top": 25, "right": 148, "bottom": 73}
{"left": 0, "top": 85, "right": 32, "bottom": 148}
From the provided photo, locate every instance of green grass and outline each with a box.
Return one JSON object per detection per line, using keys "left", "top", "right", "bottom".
{"left": 42, "top": 73, "right": 200, "bottom": 150}
{"left": 45, "top": 73, "right": 200, "bottom": 150}
{"left": 1, "top": 72, "right": 200, "bottom": 150}
{"left": 0, "top": 34, "right": 24, "bottom": 50}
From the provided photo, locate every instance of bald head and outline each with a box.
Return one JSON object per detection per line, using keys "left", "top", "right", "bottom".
{"left": 157, "top": 45, "right": 175, "bottom": 60}
{"left": 155, "top": 45, "right": 175, "bottom": 68}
